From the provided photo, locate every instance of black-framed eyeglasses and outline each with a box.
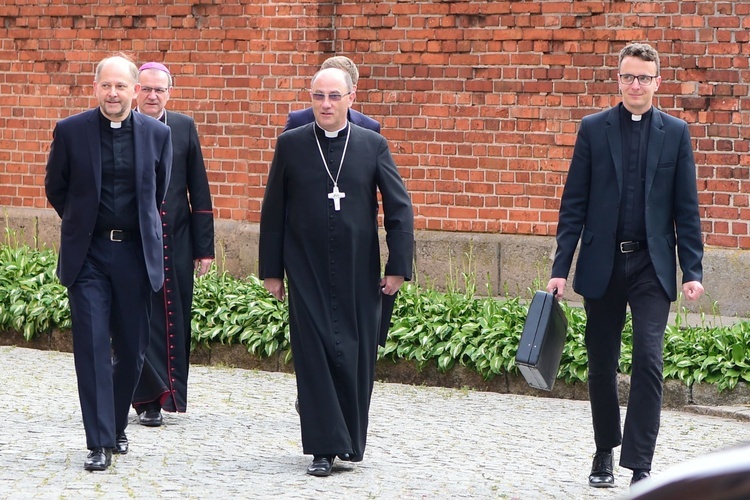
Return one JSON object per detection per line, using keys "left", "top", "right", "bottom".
{"left": 311, "top": 91, "right": 352, "bottom": 102}
{"left": 618, "top": 74, "right": 657, "bottom": 86}
{"left": 140, "top": 86, "right": 169, "bottom": 95}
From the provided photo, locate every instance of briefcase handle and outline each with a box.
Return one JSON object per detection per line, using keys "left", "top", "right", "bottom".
{"left": 552, "top": 287, "right": 559, "bottom": 298}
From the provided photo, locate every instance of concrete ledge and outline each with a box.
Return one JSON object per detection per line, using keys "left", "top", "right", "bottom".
{"left": 4, "top": 206, "right": 750, "bottom": 317}
{"left": 3, "top": 329, "right": 748, "bottom": 416}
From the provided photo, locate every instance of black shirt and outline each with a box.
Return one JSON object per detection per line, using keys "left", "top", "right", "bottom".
{"left": 95, "top": 112, "right": 139, "bottom": 232}
{"left": 616, "top": 104, "right": 652, "bottom": 242}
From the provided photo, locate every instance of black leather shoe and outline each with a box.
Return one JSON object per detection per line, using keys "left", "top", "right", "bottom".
{"left": 139, "top": 408, "right": 163, "bottom": 427}
{"left": 589, "top": 450, "right": 615, "bottom": 488}
{"left": 631, "top": 470, "right": 651, "bottom": 486}
{"left": 84, "top": 447, "right": 112, "bottom": 471}
{"left": 306, "top": 456, "right": 334, "bottom": 477}
{"left": 114, "top": 432, "right": 128, "bottom": 454}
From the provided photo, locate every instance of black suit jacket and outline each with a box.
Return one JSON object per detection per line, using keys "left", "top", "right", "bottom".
{"left": 283, "top": 107, "right": 381, "bottom": 134}
{"left": 551, "top": 105, "right": 703, "bottom": 301}
{"left": 45, "top": 108, "right": 173, "bottom": 291}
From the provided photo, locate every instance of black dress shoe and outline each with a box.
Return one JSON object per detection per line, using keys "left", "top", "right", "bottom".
{"left": 139, "top": 408, "right": 163, "bottom": 427}
{"left": 114, "top": 432, "right": 128, "bottom": 454}
{"left": 84, "top": 447, "right": 112, "bottom": 471}
{"left": 306, "top": 456, "right": 334, "bottom": 477}
{"left": 589, "top": 450, "right": 615, "bottom": 488}
{"left": 631, "top": 470, "right": 651, "bottom": 486}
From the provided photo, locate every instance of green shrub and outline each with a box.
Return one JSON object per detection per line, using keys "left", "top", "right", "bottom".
{"left": 2, "top": 237, "right": 749, "bottom": 391}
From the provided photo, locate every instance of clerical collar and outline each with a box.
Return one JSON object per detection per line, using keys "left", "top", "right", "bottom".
{"left": 316, "top": 122, "right": 348, "bottom": 138}
{"left": 135, "top": 108, "right": 167, "bottom": 125}
{"left": 622, "top": 104, "right": 652, "bottom": 122}
{"left": 100, "top": 111, "right": 132, "bottom": 129}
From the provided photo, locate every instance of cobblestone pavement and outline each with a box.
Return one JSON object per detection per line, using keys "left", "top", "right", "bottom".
{"left": 0, "top": 346, "right": 748, "bottom": 499}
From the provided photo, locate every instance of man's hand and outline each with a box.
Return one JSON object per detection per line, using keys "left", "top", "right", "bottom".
{"left": 683, "top": 281, "right": 704, "bottom": 301}
{"left": 194, "top": 258, "right": 214, "bottom": 277}
{"left": 380, "top": 275, "right": 405, "bottom": 296}
{"left": 546, "top": 278, "right": 567, "bottom": 299}
{"left": 264, "top": 278, "right": 285, "bottom": 302}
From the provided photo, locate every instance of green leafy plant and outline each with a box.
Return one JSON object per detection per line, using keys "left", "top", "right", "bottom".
{"left": 2, "top": 236, "right": 749, "bottom": 393}
{"left": 0, "top": 229, "right": 70, "bottom": 339}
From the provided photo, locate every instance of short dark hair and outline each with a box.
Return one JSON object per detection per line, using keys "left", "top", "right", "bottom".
{"left": 619, "top": 43, "right": 660, "bottom": 75}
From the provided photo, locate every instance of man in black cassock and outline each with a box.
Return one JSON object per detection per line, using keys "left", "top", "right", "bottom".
{"left": 131, "top": 62, "right": 215, "bottom": 426}
{"left": 259, "top": 67, "right": 414, "bottom": 477}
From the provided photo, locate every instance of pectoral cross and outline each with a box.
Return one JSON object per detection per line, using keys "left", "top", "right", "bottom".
{"left": 328, "top": 185, "right": 346, "bottom": 211}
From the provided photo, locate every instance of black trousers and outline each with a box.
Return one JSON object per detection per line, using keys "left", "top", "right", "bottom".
{"left": 583, "top": 249, "right": 671, "bottom": 471}
{"left": 67, "top": 237, "right": 151, "bottom": 450}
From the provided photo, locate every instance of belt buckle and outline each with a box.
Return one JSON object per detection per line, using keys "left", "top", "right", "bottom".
{"left": 620, "top": 241, "right": 635, "bottom": 253}
{"left": 110, "top": 230, "right": 124, "bottom": 242}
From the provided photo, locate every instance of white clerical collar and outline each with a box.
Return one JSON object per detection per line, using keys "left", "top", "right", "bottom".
{"left": 136, "top": 107, "right": 166, "bottom": 123}
{"left": 100, "top": 110, "right": 128, "bottom": 128}
{"left": 316, "top": 122, "right": 348, "bottom": 138}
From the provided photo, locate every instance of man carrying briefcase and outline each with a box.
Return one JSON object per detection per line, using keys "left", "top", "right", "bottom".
{"left": 546, "top": 43, "right": 704, "bottom": 489}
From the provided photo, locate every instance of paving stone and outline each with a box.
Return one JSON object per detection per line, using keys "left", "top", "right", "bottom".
{"left": 0, "top": 346, "right": 748, "bottom": 499}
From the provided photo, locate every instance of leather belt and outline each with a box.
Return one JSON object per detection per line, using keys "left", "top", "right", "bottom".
{"left": 94, "top": 229, "right": 139, "bottom": 242}
{"left": 619, "top": 240, "right": 647, "bottom": 253}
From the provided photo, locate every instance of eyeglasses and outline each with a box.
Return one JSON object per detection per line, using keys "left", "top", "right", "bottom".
{"left": 140, "top": 86, "right": 169, "bottom": 95}
{"left": 619, "top": 74, "right": 657, "bottom": 86}
{"left": 311, "top": 92, "right": 352, "bottom": 102}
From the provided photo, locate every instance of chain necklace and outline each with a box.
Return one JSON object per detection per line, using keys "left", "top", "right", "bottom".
{"left": 314, "top": 124, "right": 351, "bottom": 211}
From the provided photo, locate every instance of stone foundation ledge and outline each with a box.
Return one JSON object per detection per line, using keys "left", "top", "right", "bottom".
{"left": 2, "top": 329, "right": 748, "bottom": 420}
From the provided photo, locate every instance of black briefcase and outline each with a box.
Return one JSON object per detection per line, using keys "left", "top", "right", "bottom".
{"left": 515, "top": 290, "right": 568, "bottom": 391}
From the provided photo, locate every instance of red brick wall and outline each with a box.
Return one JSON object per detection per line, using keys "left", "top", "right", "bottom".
{"left": 1, "top": 0, "right": 748, "bottom": 248}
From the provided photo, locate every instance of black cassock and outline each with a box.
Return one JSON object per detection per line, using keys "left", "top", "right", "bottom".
{"left": 133, "top": 111, "right": 215, "bottom": 413}
{"left": 259, "top": 122, "right": 414, "bottom": 461}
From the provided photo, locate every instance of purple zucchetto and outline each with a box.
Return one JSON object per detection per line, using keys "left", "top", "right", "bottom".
{"left": 138, "top": 62, "right": 171, "bottom": 75}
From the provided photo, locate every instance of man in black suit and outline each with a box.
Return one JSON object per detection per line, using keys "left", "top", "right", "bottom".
{"left": 45, "top": 54, "right": 172, "bottom": 471}
{"left": 547, "top": 43, "right": 704, "bottom": 488}
{"left": 131, "top": 62, "right": 215, "bottom": 427}
{"left": 284, "top": 55, "right": 381, "bottom": 133}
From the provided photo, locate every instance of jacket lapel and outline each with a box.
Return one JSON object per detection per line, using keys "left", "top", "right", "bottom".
{"left": 644, "top": 108, "right": 665, "bottom": 200}
{"left": 605, "top": 106, "right": 623, "bottom": 195}
{"left": 132, "top": 111, "right": 145, "bottom": 196}
{"left": 86, "top": 109, "right": 102, "bottom": 201}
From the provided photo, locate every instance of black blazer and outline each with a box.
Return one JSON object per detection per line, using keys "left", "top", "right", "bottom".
{"left": 551, "top": 105, "right": 703, "bottom": 301}
{"left": 283, "top": 107, "right": 381, "bottom": 134}
{"left": 45, "top": 108, "right": 173, "bottom": 291}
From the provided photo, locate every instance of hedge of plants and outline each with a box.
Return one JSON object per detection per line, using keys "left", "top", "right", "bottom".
{"left": 2, "top": 234, "right": 749, "bottom": 392}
